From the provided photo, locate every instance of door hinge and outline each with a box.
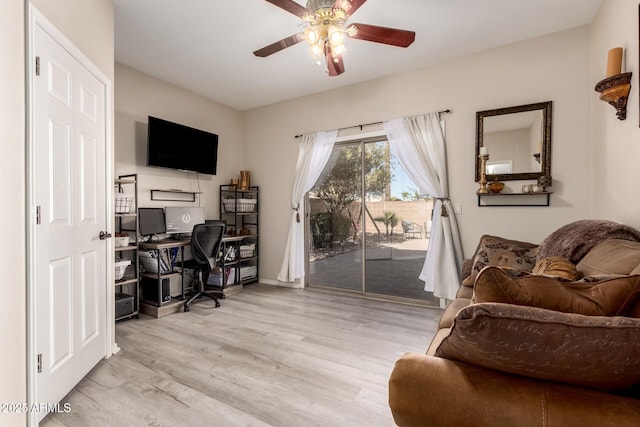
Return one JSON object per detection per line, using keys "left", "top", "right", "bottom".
{"left": 35, "top": 56, "right": 40, "bottom": 76}
{"left": 36, "top": 206, "right": 41, "bottom": 225}
{"left": 37, "top": 354, "right": 42, "bottom": 373}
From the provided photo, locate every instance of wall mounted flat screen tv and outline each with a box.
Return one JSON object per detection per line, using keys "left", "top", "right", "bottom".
{"left": 147, "top": 116, "right": 218, "bottom": 175}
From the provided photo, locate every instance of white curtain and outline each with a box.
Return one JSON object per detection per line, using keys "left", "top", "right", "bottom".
{"left": 277, "top": 130, "right": 338, "bottom": 284}
{"left": 383, "top": 113, "right": 464, "bottom": 300}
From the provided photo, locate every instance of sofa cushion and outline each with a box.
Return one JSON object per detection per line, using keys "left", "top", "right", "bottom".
{"left": 438, "top": 298, "right": 471, "bottom": 329}
{"left": 456, "top": 284, "right": 473, "bottom": 299}
{"left": 468, "top": 235, "right": 538, "bottom": 280}
{"left": 473, "top": 266, "right": 640, "bottom": 316}
{"left": 576, "top": 239, "right": 640, "bottom": 277}
{"left": 531, "top": 256, "right": 579, "bottom": 281}
{"left": 434, "top": 302, "right": 640, "bottom": 391}
{"left": 426, "top": 328, "right": 450, "bottom": 356}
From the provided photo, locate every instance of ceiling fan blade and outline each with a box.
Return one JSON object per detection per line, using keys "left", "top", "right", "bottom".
{"left": 333, "top": 0, "right": 367, "bottom": 18}
{"left": 325, "top": 46, "right": 345, "bottom": 76}
{"left": 253, "top": 33, "right": 305, "bottom": 57}
{"left": 264, "top": 0, "right": 310, "bottom": 19}
{"left": 347, "top": 23, "right": 415, "bottom": 48}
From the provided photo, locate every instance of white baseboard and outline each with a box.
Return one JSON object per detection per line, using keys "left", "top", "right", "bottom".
{"left": 110, "top": 342, "right": 121, "bottom": 357}
{"left": 259, "top": 278, "right": 304, "bottom": 289}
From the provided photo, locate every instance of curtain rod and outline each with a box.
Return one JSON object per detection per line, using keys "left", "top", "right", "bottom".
{"left": 294, "top": 109, "right": 452, "bottom": 138}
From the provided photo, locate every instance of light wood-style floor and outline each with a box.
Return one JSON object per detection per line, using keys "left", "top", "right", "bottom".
{"left": 42, "top": 284, "right": 440, "bottom": 427}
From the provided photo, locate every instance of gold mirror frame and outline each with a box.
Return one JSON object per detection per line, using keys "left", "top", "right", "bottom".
{"left": 475, "top": 101, "right": 552, "bottom": 182}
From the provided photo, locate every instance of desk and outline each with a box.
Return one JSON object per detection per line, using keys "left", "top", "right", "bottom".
{"left": 138, "top": 236, "right": 247, "bottom": 316}
{"left": 139, "top": 239, "right": 190, "bottom": 306}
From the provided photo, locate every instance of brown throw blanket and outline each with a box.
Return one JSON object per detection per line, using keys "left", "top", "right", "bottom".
{"left": 536, "top": 220, "right": 640, "bottom": 264}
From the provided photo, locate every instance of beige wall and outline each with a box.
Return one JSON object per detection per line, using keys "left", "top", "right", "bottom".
{"left": 114, "top": 63, "right": 244, "bottom": 218}
{"left": 243, "top": 26, "right": 594, "bottom": 283}
{"left": 0, "top": 2, "right": 113, "bottom": 425}
{"left": 0, "top": 1, "right": 26, "bottom": 425}
{"left": 30, "top": 0, "right": 114, "bottom": 79}
{"left": 591, "top": 0, "right": 640, "bottom": 229}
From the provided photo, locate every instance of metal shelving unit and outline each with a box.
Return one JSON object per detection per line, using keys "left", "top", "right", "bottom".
{"left": 114, "top": 173, "right": 140, "bottom": 320}
{"left": 219, "top": 185, "right": 259, "bottom": 294}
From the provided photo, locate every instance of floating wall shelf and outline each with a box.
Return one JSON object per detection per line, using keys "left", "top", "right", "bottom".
{"left": 150, "top": 189, "right": 202, "bottom": 202}
{"left": 477, "top": 192, "right": 552, "bottom": 207}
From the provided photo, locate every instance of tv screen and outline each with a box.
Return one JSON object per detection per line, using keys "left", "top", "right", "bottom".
{"left": 147, "top": 116, "right": 218, "bottom": 175}
{"left": 138, "top": 208, "right": 166, "bottom": 237}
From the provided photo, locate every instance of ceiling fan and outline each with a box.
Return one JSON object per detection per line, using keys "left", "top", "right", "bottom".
{"left": 253, "top": 0, "right": 416, "bottom": 76}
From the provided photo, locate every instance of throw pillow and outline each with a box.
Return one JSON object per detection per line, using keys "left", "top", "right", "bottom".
{"left": 434, "top": 302, "right": 640, "bottom": 391}
{"left": 473, "top": 266, "right": 640, "bottom": 316}
{"left": 468, "top": 235, "right": 538, "bottom": 279}
{"left": 577, "top": 239, "right": 640, "bottom": 277}
{"left": 531, "top": 256, "right": 579, "bottom": 281}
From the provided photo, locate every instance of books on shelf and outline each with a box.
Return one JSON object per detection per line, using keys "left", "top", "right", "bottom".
{"left": 207, "top": 267, "right": 236, "bottom": 287}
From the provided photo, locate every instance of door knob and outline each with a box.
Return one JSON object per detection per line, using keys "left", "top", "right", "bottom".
{"left": 99, "top": 231, "right": 112, "bottom": 240}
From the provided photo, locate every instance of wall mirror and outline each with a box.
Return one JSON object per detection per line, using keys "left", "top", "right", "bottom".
{"left": 475, "top": 101, "right": 552, "bottom": 182}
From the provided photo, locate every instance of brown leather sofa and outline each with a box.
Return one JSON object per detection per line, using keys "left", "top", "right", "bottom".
{"left": 389, "top": 220, "right": 640, "bottom": 427}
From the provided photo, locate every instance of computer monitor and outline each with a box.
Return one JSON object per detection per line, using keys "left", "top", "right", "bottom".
{"left": 138, "top": 208, "right": 166, "bottom": 237}
{"left": 164, "top": 206, "right": 205, "bottom": 235}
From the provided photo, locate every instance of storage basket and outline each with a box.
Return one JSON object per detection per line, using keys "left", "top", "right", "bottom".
{"left": 114, "top": 260, "right": 131, "bottom": 280}
{"left": 114, "top": 234, "right": 131, "bottom": 247}
{"left": 239, "top": 244, "right": 255, "bottom": 258}
{"left": 222, "top": 198, "right": 257, "bottom": 213}
{"left": 139, "top": 251, "right": 171, "bottom": 274}
{"left": 115, "top": 194, "right": 134, "bottom": 214}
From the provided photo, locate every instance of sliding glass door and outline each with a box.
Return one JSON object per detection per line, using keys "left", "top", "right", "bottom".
{"left": 307, "top": 138, "right": 436, "bottom": 304}
{"left": 308, "top": 143, "right": 363, "bottom": 291}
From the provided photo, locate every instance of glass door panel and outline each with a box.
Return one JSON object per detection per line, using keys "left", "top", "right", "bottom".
{"left": 363, "top": 141, "right": 435, "bottom": 303}
{"left": 307, "top": 138, "right": 437, "bottom": 306}
{"left": 308, "top": 143, "right": 363, "bottom": 292}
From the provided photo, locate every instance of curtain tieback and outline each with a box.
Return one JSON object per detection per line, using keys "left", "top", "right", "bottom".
{"left": 293, "top": 203, "right": 300, "bottom": 222}
{"left": 434, "top": 197, "right": 450, "bottom": 217}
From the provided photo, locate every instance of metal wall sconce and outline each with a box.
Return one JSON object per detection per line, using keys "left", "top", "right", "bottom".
{"left": 595, "top": 47, "right": 631, "bottom": 120}
{"left": 595, "top": 72, "right": 632, "bottom": 120}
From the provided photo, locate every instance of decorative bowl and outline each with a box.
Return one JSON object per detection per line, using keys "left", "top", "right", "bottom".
{"left": 488, "top": 180, "right": 505, "bottom": 193}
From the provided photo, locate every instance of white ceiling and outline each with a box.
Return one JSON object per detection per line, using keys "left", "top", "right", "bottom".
{"left": 114, "top": 0, "right": 602, "bottom": 111}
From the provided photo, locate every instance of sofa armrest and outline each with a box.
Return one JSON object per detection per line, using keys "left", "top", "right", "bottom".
{"left": 389, "top": 353, "right": 640, "bottom": 427}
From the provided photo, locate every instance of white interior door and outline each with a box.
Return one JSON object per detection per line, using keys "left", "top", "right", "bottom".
{"left": 32, "top": 18, "right": 108, "bottom": 422}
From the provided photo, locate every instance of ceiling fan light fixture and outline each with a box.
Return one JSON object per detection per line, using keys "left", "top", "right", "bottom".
{"left": 255, "top": 0, "right": 416, "bottom": 77}
{"left": 304, "top": 26, "right": 319, "bottom": 44}
{"left": 333, "top": 43, "right": 346, "bottom": 55}
{"left": 328, "top": 25, "right": 344, "bottom": 46}
{"left": 310, "top": 42, "right": 323, "bottom": 57}
{"left": 306, "top": 0, "right": 335, "bottom": 13}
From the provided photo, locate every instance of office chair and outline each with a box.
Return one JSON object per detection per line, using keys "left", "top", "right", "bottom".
{"left": 183, "top": 222, "right": 225, "bottom": 312}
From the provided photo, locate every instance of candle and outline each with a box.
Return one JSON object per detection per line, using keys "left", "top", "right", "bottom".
{"left": 479, "top": 146, "right": 489, "bottom": 156}
{"left": 606, "top": 47, "right": 623, "bottom": 77}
